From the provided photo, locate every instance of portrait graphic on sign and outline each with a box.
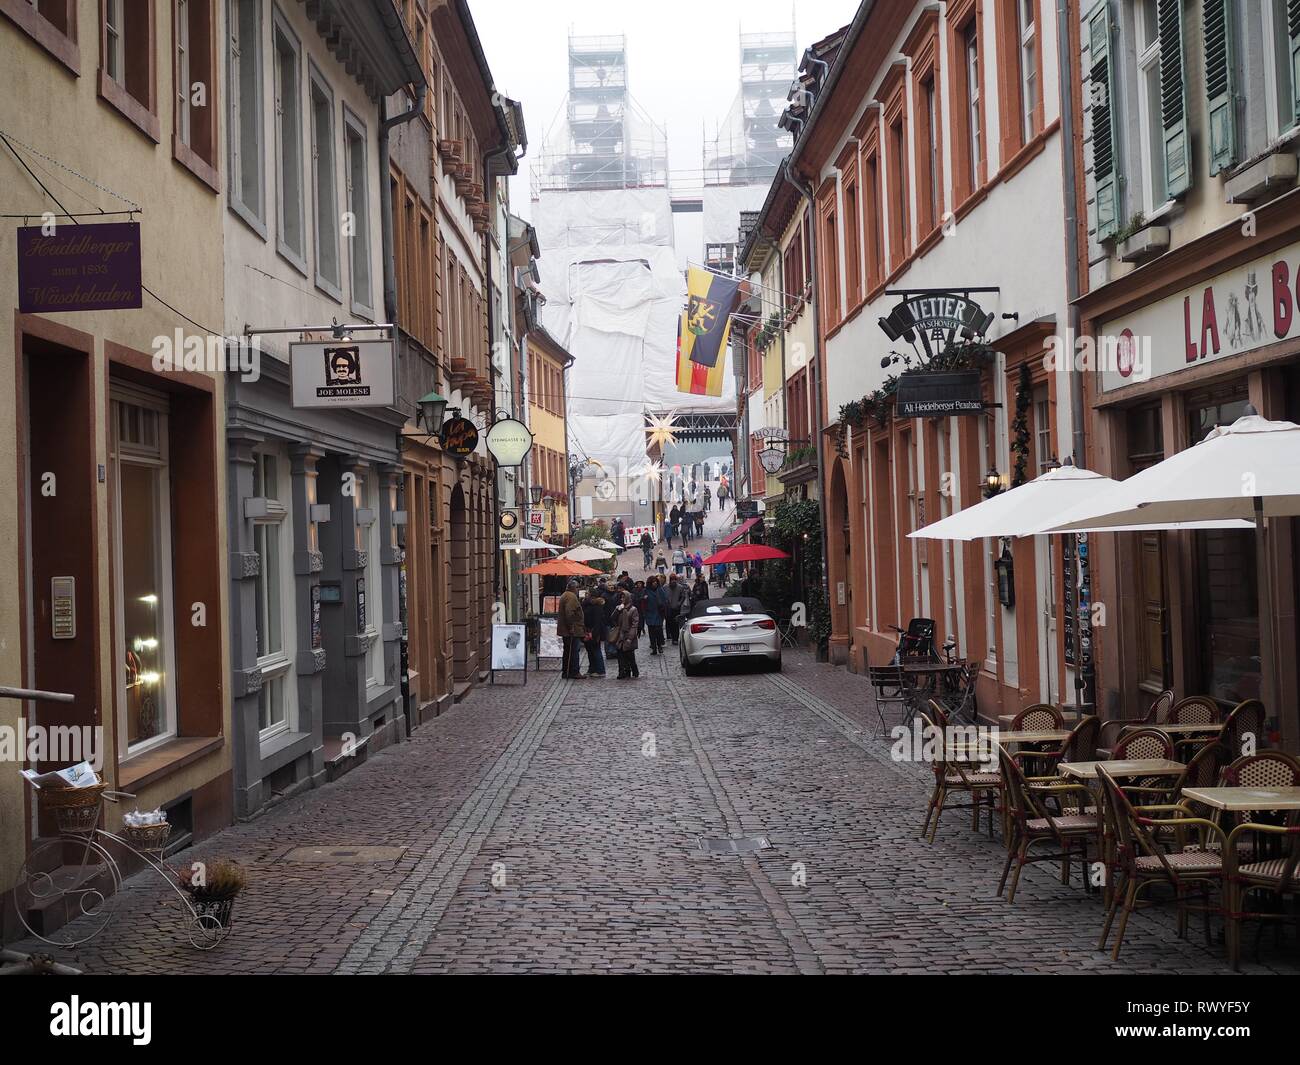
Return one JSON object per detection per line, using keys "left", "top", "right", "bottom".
{"left": 324, "top": 346, "right": 362, "bottom": 386}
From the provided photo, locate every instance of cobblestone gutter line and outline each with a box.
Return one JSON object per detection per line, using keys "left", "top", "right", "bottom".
{"left": 765, "top": 670, "right": 921, "bottom": 785}
{"left": 667, "top": 673, "right": 825, "bottom": 976}
{"left": 335, "top": 675, "right": 571, "bottom": 974}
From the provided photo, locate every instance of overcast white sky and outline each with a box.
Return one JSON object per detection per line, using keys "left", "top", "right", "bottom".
{"left": 473, "top": 0, "right": 860, "bottom": 222}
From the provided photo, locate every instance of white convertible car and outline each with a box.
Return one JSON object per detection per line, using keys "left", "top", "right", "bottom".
{"left": 678, "top": 597, "right": 781, "bottom": 676}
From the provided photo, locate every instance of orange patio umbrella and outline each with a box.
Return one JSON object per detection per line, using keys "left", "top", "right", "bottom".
{"left": 519, "top": 557, "right": 602, "bottom": 576}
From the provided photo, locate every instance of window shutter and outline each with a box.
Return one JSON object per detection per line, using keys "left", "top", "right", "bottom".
{"left": 1289, "top": 0, "right": 1300, "bottom": 126}
{"left": 1157, "top": 0, "right": 1191, "bottom": 197}
{"left": 1088, "top": 3, "right": 1121, "bottom": 240}
{"left": 1203, "top": 0, "right": 1237, "bottom": 176}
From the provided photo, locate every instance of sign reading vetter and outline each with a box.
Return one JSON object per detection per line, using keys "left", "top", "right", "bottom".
{"left": 895, "top": 370, "right": 983, "bottom": 417}
{"left": 878, "top": 292, "right": 995, "bottom": 360}
{"left": 290, "top": 339, "right": 395, "bottom": 408}
{"left": 17, "top": 221, "right": 143, "bottom": 313}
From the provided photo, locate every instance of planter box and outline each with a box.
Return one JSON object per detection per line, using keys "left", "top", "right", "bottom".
{"left": 1226, "top": 151, "right": 1298, "bottom": 204}
{"left": 1118, "top": 225, "right": 1170, "bottom": 264}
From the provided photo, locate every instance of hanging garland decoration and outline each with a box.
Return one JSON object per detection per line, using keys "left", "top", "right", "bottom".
{"left": 1010, "top": 362, "right": 1033, "bottom": 487}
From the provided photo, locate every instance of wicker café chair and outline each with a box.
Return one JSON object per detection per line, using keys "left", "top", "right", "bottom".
{"left": 1112, "top": 727, "right": 1174, "bottom": 761}
{"left": 1225, "top": 818, "right": 1300, "bottom": 970}
{"left": 1142, "top": 742, "right": 1229, "bottom": 847}
{"left": 1167, "top": 695, "right": 1224, "bottom": 760}
{"left": 1097, "top": 689, "right": 1174, "bottom": 758}
{"left": 918, "top": 706, "right": 1001, "bottom": 844}
{"left": 1221, "top": 751, "right": 1300, "bottom": 826}
{"left": 1217, "top": 699, "right": 1267, "bottom": 762}
{"left": 1010, "top": 703, "right": 1065, "bottom": 776}
{"left": 996, "top": 745, "right": 1100, "bottom": 903}
{"left": 1096, "top": 766, "right": 1228, "bottom": 961}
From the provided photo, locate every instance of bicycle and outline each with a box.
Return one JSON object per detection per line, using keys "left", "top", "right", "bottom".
{"left": 5, "top": 686, "right": 231, "bottom": 954}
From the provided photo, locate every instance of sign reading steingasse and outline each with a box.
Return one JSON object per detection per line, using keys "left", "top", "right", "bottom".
{"left": 17, "top": 221, "right": 143, "bottom": 313}
{"left": 290, "top": 339, "right": 395, "bottom": 409}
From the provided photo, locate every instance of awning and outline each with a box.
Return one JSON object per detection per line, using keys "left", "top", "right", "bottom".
{"left": 720, "top": 516, "right": 761, "bottom": 546}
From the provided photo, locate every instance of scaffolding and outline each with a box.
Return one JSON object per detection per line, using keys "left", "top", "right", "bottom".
{"left": 530, "top": 33, "right": 669, "bottom": 198}
{"left": 703, "top": 30, "right": 797, "bottom": 189}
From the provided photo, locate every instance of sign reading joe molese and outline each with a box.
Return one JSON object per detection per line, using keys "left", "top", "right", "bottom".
{"left": 290, "top": 339, "right": 395, "bottom": 409}
{"left": 17, "top": 221, "right": 143, "bottom": 313}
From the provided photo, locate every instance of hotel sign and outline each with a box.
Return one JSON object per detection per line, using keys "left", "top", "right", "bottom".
{"left": 17, "top": 221, "right": 143, "bottom": 313}
{"left": 1099, "top": 240, "right": 1300, "bottom": 391}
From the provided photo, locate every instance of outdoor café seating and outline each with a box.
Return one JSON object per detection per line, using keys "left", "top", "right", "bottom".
{"left": 918, "top": 705, "right": 1000, "bottom": 844}
{"left": 1097, "top": 689, "right": 1175, "bottom": 758}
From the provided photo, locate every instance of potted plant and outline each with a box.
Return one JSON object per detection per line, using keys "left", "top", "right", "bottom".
{"left": 178, "top": 858, "right": 247, "bottom": 929}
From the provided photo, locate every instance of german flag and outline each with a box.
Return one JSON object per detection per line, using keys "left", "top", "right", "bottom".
{"left": 675, "top": 266, "right": 741, "bottom": 397}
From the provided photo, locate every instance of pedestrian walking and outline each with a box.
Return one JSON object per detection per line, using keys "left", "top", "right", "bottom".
{"left": 671, "top": 546, "right": 686, "bottom": 575}
{"left": 692, "top": 550, "right": 704, "bottom": 579}
{"left": 654, "top": 551, "right": 668, "bottom": 578}
{"left": 581, "top": 586, "right": 608, "bottom": 677}
{"left": 690, "top": 574, "right": 711, "bottom": 608}
{"left": 703, "top": 486, "right": 712, "bottom": 512}
{"left": 644, "top": 575, "right": 668, "bottom": 654}
{"left": 614, "top": 591, "right": 640, "bottom": 679}
{"left": 665, "top": 573, "right": 688, "bottom": 644}
{"left": 603, "top": 583, "right": 622, "bottom": 659}
{"left": 633, "top": 580, "right": 648, "bottom": 637}
{"left": 557, "top": 579, "right": 586, "bottom": 680}
{"left": 663, "top": 519, "right": 674, "bottom": 550}
{"left": 639, "top": 530, "right": 653, "bottom": 569}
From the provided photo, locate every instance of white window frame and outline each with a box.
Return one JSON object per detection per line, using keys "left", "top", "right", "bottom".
{"left": 176, "top": 0, "right": 191, "bottom": 146}
{"left": 110, "top": 385, "right": 179, "bottom": 759}
{"left": 251, "top": 446, "right": 296, "bottom": 741}
{"left": 925, "top": 78, "right": 940, "bottom": 223}
{"left": 1018, "top": 0, "right": 1037, "bottom": 141}
{"left": 1133, "top": 0, "right": 1169, "bottom": 216}
{"left": 965, "top": 22, "right": 981, "bottom": 187}
{"left": 343, "top": 105, "right": 374, "bottom": 318}
{"left": 1261, "top": 0, "right": 1297, "bottom": 140}
{"left": 308, "top": 62, "right": 342, "bottom": 300}
{"left": 105, "top": 0, "right": 124, "bottom": 84}
{"left": 227, "top": 0, "right": 266, "bottom": 235}
{"left": 272, "top": 6, "right": 306, "bottom": 272}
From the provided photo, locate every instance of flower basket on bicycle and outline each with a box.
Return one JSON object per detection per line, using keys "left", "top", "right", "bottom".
{"left": 39, "top": 780, "right": 109, "bottom": 835}
{"left": 121, "top": 821, "right": 172, "bottom": 855}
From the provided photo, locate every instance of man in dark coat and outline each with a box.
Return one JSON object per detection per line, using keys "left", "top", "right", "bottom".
{"left": 581, "top": 588, "right": 607, "bottom": 677}
{"left": 556, "top": 579, "right": 586, "bottom": 679}
{"left": 665, "top": 573, "right": 689, "bottom": 644}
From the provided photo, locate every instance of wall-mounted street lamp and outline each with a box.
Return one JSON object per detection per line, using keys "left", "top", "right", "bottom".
{"left": 529, "top": 484, "right": 543, "bottom": 506}
{"left": 417, "top": 391, "right": 449, "bottom": 435}
{"left": 983, "top": 467, "right": 1006, "bottom": 499}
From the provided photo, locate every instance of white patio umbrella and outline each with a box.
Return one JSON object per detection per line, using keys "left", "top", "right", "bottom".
{"left": 508, "top": 538, "right": 557, "bottom": 552}
{"left": 557, "top": 544, "right": 613, "bottom": 562}
{"left": 1037, "top": 411, "right": 1300, "bottom": 728}
{"left": 594, "top": 538, "right": 621, "bottom": 552}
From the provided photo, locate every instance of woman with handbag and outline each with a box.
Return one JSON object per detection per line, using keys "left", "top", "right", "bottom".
{"left": 614, "top": 591, "right": 641, "bottom": 680}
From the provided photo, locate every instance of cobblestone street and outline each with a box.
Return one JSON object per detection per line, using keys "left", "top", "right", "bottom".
{"left": 12, "top": 650, "right": 1294, "bottom": 975}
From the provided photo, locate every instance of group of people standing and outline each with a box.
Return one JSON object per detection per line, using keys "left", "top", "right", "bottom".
{"left": 555, "top": 570, "right": 716, "bottom": 681}
{"left": 664, "top": 503, "right": 704, "bottom": 549}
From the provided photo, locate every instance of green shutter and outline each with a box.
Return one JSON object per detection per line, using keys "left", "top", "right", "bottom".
{"left": 1289, "top": 0, "right": 1300, "bottom": 126}
{"left": 1157, "top": 0, "right": 1191, "bottom": 196}
{"left": 1088, "top": 3, "right": 1121, "bottom": 240}
{"left": 1203, "top": 0, "right": 1237, "bottom": 176}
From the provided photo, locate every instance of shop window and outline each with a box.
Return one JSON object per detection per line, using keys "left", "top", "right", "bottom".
{"left": 111, "top": 387, "right": 178, "bottom": 755}
{"left": 228, "top": 0, "right": 264, "bottom": 231}
{"left": 344, "top": 107, "right": 373, "bottom": 317}
{"left": 100, "top": 0, "right": 158, "bottom": 139}
{"left": 273, "top": 10, "right": 306, "bottom": 270}
{"left": 252, "top": 447, "right": 296, "bottom": 739}
{"left": 358, "top": 472, "right": 384, "bottom": 689}
{"left": 309, "top": 66, "right": 341, "bottom": 298}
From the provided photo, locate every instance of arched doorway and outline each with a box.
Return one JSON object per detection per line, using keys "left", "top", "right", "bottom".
{"left": 827, "top": 458, "right": 852, "bottom": 665}
{"left": 449, "top": 482, "right": 471, "bottom": 682}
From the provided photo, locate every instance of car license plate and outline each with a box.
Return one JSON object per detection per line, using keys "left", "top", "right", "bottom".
{"left": 720, "top": 643, "right": 749, "bottom": 654}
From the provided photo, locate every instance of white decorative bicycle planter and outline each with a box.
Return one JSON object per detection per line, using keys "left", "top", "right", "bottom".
{"left": 17, "top": 781, "right": 235, "bottom": 951}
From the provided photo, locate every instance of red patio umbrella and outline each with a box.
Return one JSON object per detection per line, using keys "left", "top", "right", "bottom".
{"left": 519, "top": 557, "right": 602, "bottom": 576}
{"left": 701, "top": 544, "right": 790, "bottom": 565}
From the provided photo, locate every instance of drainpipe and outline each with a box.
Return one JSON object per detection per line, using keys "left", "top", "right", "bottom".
{"left": 1056, "top": 0, "right": 1091, "bottom": 709}
{"left": 786, "top": 165, "right": 832, "bottom": 655}
{"left": 377, "top": 83, "right": 424, "bottom": 737}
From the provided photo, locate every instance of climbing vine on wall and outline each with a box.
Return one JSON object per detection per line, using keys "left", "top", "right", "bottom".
{"left": 1010, "top": 362, "right": 1033, "bottom": 487}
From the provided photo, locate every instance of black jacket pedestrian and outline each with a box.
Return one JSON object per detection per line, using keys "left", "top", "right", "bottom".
{"left": 582, "top": 594, "right": 607, "bottom": 642}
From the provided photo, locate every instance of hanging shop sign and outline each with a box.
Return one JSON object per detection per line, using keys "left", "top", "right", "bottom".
{"left": 499, "top": 508, "right": 521, "bottom": 548}
{"left": 878, "top": 292, "right": 994, "bottom": 360}
{"left": 17, "top": 221, "right": 143, "bottom": 313}
{"left": 528, "top": 510, "right": 544, "bottom": 528}
{"left": 439, "top": 415, "right": 479, "bottom": 457}
{"left": 895, "top": 369, "right": 984, "bottom": 417}
{"left": 484, "top": 417, "right": 533, "bottom": 466}
{"left": 290, "top": 339, "right": 396, "bottom": 408}
{"left": 735, "top": 499, "right": 759, "bottom": 519}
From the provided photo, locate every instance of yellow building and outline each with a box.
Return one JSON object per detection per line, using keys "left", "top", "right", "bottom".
{"left": 1, "top": 0, "right": 231, "bottom": 919}
{"left": 526, "top": 328, "right": 573, "bottom": 541}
